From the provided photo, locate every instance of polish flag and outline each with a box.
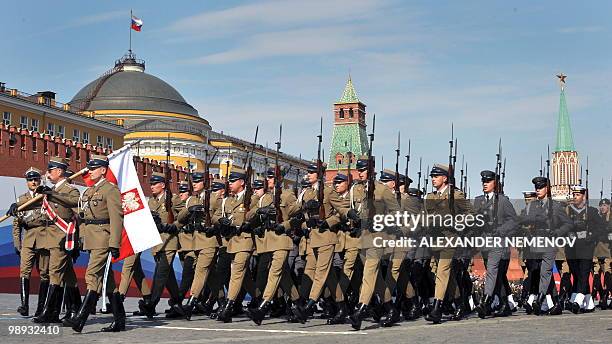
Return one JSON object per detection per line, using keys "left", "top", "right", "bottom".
{"left": 131, "top": 15, "right": 143, "bottom": 32}
{"left": 83, "top": 145, "right": 161, "bottom": 262}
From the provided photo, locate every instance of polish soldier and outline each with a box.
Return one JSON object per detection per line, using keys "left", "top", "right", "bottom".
{"left": 175, "top": 180, "right": 197, "bottom": 305}
{"left": 33, "top": 157, "right": 81, "bottom": 324}
{"left": 473, "top": 170, "right": 518, "bottom": 318}
{"left": 248, "top": 167, "right": 301, "bottom": 325}
{"left": 9, "top": 167, "right": 50, "bottom": 317}
{"left": 213, "top": 167, "right": 256, "bottom": 323}
{"left": 207, "top": 178, "right": 231, "bottom": 313}
{"left": 179, "top": 173, "right": 222, "bottom": 320}
{"left": 64, "top": 155, "right": 125, "bottom": 332}
{"left": 141, "top": 172, "right": 182, "bottom": 318}
{"left": 422, "top": 164, "right": 474, "bottom": 324}
{"left": 292, "top": 163, "right": 346, "bottom": 324}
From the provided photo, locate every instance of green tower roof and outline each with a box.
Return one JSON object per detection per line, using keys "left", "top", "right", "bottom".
{"left": 337, "top": 76, "right": 360, "bottom": 104}
{"left": 555, "top": 89, "right": 575, "bottom": 152}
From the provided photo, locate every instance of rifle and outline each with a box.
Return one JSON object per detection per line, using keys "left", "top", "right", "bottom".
{"left": 417, "top": 157, "right": 422, "bottom": 194}
{"left": 585, "top": 156, "right": 589, "bottom": 232}
{"left": 164, "top": 134, "right": 175, "bottom": 224}
{"left": 366, "top": 114, "right": 376, "bottom": 220}
{"left": 404, "top": 140, "right": 411, "bottom": 194}
{"left": 203, "top": 151, "right": 211, "bottom": 227}
{"left": 424, "top": 164, "right": 429, "bottom": 196}
{"left": 600, "top": 178, "right": 604, "bottom": 201}
{"left": 274, "top": 124, "right": 283, "bottom": 223}
{"left": 243, "top": 126, "right": 259, "bottom": 212}
{"left": 316, "top": 118, "right": 326, "bottom": 219}
{"left": 394, "top": 132, "right": 401, "bottom": 203}
{"left": 224, "top": 157, "right": 230, "bottom": 197}
{"left": 464, "top": 162, "right": 468, "bottom": 194}
{"left": 448, "top": 125, "right": 456, "bottom": 215}
{"left": 185, "top": 159, "right": 194, "bottom": 196}
{"left": 293, "top": 154, "right": 301, "bottom": 198}
{"left": 539, "top": 155, "right": 543, "bottom": 177}
{"left": 546, "top": 145, "right": 553, "bottom": 227}
{"left": 460, "top": 155, "right": 464, "bottom": 193}
{"left": 492, "top": 139, "right": 502, "bottom": 228}
{"left": 501, "top": 157, "right": 506, "bottom": 194}
{"left": 345, "top": 141, "right": 353, "bottom": 186}
{"left": 264, "top": 142, "right": 269, "bottom": 194}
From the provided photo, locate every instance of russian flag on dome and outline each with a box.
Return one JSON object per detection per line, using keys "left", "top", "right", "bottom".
{"left": 131, "top": 14, "right": 143, "bottom": 32}
{"left": 83, "top": 144, "right": 161, "bottom": 262}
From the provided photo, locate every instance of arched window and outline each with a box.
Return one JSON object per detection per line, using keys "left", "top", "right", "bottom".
{"left": 346, "top": 151, "right": 354, "bottom": 164}
{"left": 339, "top": 109, "right": 344, "bottom": 119}
{"left": 336, "top": 152, "right": 344, "bottom": 165}
{"left": 349, "top": 109, "right": 354, "bottom": 118}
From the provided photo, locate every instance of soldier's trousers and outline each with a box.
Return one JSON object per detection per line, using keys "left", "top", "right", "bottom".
{"left": 433, "top": 248, "right": 455, "bottom": 300}
{"left": 262, "top": 250, "right": 299, "bottom": 301}
{"left": 339, "top": 247, "right": 360, "bottom": 293}
{"left": 151, "top": 250, "right": 180, "bottom": 302}
{"left": 20, "top": 247, "right": 49, "bottom": 281}
{"left": 300, "top": 248, "right": 315, "bottom": 299}
{"left": 255, "top": 252, "right": 272, "bottom": 297}
{"left": 483, "top": 248, "right": 510, "bottom": 297}
{"left": 119, "top": 252, "right": 151, "bottom": 296}
{"left": 209, "top": 247, "right": 232, "bottom": 299}
{"left": 309, "top": 245, "right": 343, "bottom": 302}
{"left": 569, "top": 259, "right": 593, "bottom": 294}
{"left": 85, "top": 248, "right": 117, "bottom": 293}
{"left": 227, "top": 251, "right": 254, "bottom": 301}
{"left": 526, "top": 250, "right": 557, "bottom": 295}
{"left": 62, "top": 256, "right": 78, "bottom": 287}
{"left": 190, "top": 248, "right": 218, "bottom": 297}
{"left": 359, "top": 249, "right": 392, "bottom": 305}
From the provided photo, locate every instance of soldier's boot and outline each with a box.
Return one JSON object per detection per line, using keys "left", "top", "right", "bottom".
{"left": 132, "top": 294, "right": 150, "bottom": 316}
{"left": 493, "top": 299, "right": 513, "bottom": 317}
{"left": 49, "top": 286, "right": 64, "bottom": 323}
{"left": 34, "top": 280, "right": 49, "bottom": 317}
{"left": 286, "top": 299, "right": 303, "bottom": 323}
{"left": 476, "top": 295, "right": 492, "bottom": 319}
{"left": 370, "top": 297, "right": 384, "bottom": 323}
{"left": 348, "top": 303, "right": 368, "bottom": 330}
{"left": 101, "top": 292, "right": 126, "bottom": 332}
{"left": 424, "top": 299, "right": 442, "bottom": 324}
{"left": 532, "top": 293, "right": 546, "bottom": 316}
{"left": 183, "top": 296, "right": 199, "bottom": 321}
{"left": 200, "top": 297, "right": 216, "bottom": 316}
{"left": 400, "top": 297, "right": 411, "bottom": 320}
{"left": 450, "top": 298, "right": 465, "bottom": 321}
{"left": 406, "top": 297, "right": 422, "bottom": 320}
{"left": 210, "top": 298, "right": 226, "bottom": 319}
{"left": 32, "top": 284, "right": 60, "bottom": 323}
{"left": 249, "top": 300, "right": 270, "bottom": 326}
{"left": 292, "top": 299, "right": 316, "bottom": 324}
{"left": 64, "top": 289, "right": 97, "bottom": 333}
{"left": 167, "top": 298, "right": 185, "bottom": 319}
{"left": 327, "top": 301, "right": 348, "bottom": 325}
{"left": 318, "top": 297, "right": 336, "bottom": 319}
{"left": 601, "top": 272, "right": 611, "bottom": 310}
{"left": 270, "top": 297, "right": 287, "bottom": 318}
{"left": 216, "top": 300, "right": 234, "bottom": 323}
{"left": 60, "top": 287, "right": 73, "bottom": 322}
{"left": 523, "top": 295, "right": 534, "bottom": 315}
{"left": 380, "top": 301, "right": 400, "bottom": 327}
{"left": 90, "top": 294, "right": 98, "bottom": 315}
{"left": 17, "top": 278, "right": 29, "bottom": 316}
{"left": 140, "top": 296, "right": 157, "bottom": 319}
{"left": 61, "top": 287, "right": 82, "bottom": 325}
{"left": 548, "top": 295, "right": 563, "bottom": 316}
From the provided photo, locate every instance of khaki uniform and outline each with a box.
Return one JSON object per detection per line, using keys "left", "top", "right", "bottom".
{"left": 253, "top": 189, "right": 300, "bottom": 301}
{"left": 212, "top": 190, "right": 254, "bottom": 301}
{"left": 297, "top": 184, "right": 344, "bottom": 302}
{"left": 79, "top": 178, "right": 123, "bottom": 292}
{"left": 178, "top": 193, "right": 221, "bottom": 298}
{"left": 13, "top": 191, "right": 49, "bottom": 281}
{"left": 424, "top": 185, "right": 473, "bottom": 299}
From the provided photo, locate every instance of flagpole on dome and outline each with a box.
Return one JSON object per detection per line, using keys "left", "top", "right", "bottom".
{"left": 129, "top": 9, "right": 132, "bottom": 54}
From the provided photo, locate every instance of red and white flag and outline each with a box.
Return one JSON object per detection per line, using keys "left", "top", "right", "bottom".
{"left": 83, "top": 145, "right": 161, "bottom": 262}
{"left": 131, "top": 15, "right": 143, "bottom": 32}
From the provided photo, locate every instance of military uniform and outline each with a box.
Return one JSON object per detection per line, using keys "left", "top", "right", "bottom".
{"left": 65, "top": 155, "right": 125, "bottom": 333}
{"left": 594, "top": 199, "right": 611, "bottom": 309}
{"left": 10, "top": 167, "right": 50, "bottom": 317}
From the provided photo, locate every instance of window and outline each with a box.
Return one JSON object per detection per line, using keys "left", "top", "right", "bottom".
{"left": 31, "top": 119, "right": 39, "bottom": 132}
{"left": 174, "top": 147, "right": 180, "bottom": 153}
{"left": 47, "top": 123, "right": 55, "bottom": 136}
{"left": 72, "top": 129, "right": 80, "bottom": 142}
{"left": 191, "top": 148, "right": 196, "bottom": 155}
{"left": 105, "top": 137, "right": 113, "bottom": 150}
{"left": 349, "top": 109, "right": 354, "bottom": 118}
{"left": 82, "top": 131, "right": 89, "bottom": 144}
{"left": 339, "top": 109, "right": 344, "bottom": 119}
{"left": 57, "top": 125, "right": 65, "bottom": 138}
{"left": 2, "top": 111, "right": 11, "bottom": 125}
{"left": 336, "top": 153, "right": 344, "bottom": 165}
{"left": 19, "top": 116, "right": 28, "bottom": 129}
{"left": 96, "top": 135, "right": 103, "bottom": 146}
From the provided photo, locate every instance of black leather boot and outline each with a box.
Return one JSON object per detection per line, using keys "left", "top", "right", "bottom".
{"left": 101, "top": 292, "right": 126, "bottom": 332}
{"left": 61, "top": 287, "right": 81, "bottom": 326}
{"left": 292, "top": 299, "right": 316, "bottom": 324}
{"left": 327, "top": 301, "right": 348, "bottom": 325}
{"left": 494, "top": 299, "right": 512, "bottom": 317}
{"left": 425, "top": 299, "right": 442, "bottom": 324}
{"left": 380, "top": 301, "right": 400, "bottom": 327}
{"left": 34, "top": 280, "right": 49, "bottom": 317}
{"left": 18, "top": 278, "right": 29, "bottom": 316}
{"left": 532, "top": 293, "right": 545, "bottom": 316}
{"left": 476, "top": 294, "right": 492, "bottom": 319}
{"left": 49, "top": 286, "right": 64, "bottom": 323}
{"left": 63, "top": 289, "right": 97, "bottom": 333}
{"left": 217, "top": 300, "right": 234, "bottom": 323}
{"left": 249, "top": 300, "right": 270, "bottom": 325}
{"left": 166, "top": 298, "right": 185, "bottom": 319}
{"left": 270, "top": 297, "right": 287, "bottom": 318}
{"left": 406, "top": 297, "right": 422, "bottom": 320}
{"left": 183, "top": 296, "right": 199, "bottom": 321}
{"left": 450, "top": 298, "right": 465, "bottom": 321}
{"left": 32, "top": 284, "right": 60, "bottom": 323}
{"left": 348, "top": 303, "right": 368, "bottom": 330}
{"left": 548, "top": 295, "right": 563, "bottom": 316}
{"left": 60, "top": 287, "right": 73, "bottom": 322}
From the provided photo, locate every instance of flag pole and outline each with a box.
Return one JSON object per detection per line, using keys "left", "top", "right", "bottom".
{"left": 129, "top": 9, "right": 132, "bottom": 53}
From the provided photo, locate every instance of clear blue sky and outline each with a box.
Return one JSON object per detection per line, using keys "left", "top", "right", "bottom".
{"left": 2, "top": 1, "right": 611, "bottom": 198}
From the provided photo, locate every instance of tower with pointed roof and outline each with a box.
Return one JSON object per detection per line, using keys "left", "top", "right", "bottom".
{"left": 326, "top": 76, "right": 369, "bottom": 181}
{"left": 551, "top": 74, "right": 580, "bottom": 200}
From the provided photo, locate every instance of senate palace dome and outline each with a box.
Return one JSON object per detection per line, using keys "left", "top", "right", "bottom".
{"left": 69, "top": 51, "right": 211, "bottom": 169}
